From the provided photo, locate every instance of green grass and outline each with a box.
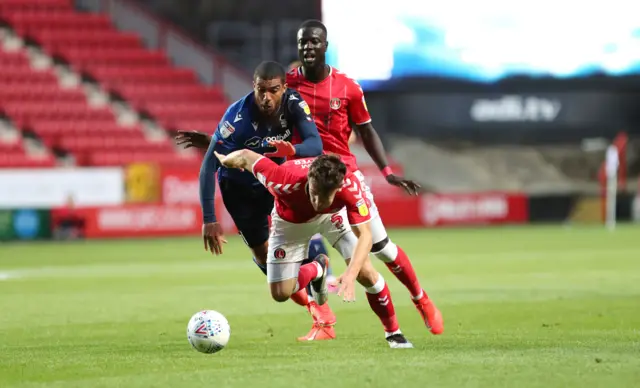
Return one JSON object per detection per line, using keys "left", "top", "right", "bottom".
{"left": 1, "top": 225, "right": 639, "bottom": 388}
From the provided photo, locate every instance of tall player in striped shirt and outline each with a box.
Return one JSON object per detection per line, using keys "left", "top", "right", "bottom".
{"left": 285, "top": 20, "right": 444, "bottom": 335}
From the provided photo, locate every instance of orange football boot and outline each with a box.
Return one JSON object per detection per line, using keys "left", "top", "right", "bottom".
{"left": 297, "top": 323, "right": 336, "bottom": 341}
{"left": 297, "top": 301, "right": 337, "bottom": 341}
{"left": 413, "top": 291, "right": 444, "bottom": 335}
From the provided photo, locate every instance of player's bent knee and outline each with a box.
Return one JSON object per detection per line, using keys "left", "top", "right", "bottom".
{"left": 269, "top": 283, "right": 292, "bottom": 302}
{"left": 372, "top": 237, "right": 398, "bottom": 263}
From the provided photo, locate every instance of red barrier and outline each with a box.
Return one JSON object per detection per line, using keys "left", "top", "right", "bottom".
{"left": 51, "top": 203, "right": 236, "bottom": 239}
{"left": 375, "top": 192, "right": 528, "bottom": 227}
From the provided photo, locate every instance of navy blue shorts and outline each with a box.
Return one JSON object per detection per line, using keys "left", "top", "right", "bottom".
{"left": 219, "top": 178, "right": 274, "bottom": 248}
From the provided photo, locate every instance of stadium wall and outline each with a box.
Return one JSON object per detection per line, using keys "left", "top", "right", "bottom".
{"left": 1, "top": 167, "right": 638, "bottom": 242}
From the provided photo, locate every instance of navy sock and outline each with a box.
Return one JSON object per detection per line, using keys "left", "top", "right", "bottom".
{"left": 308, "top": 237, "right": 333, "bottom": 276}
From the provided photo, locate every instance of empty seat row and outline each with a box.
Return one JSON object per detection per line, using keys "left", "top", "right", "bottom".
{"left": 168, "top": 119, "right": 219, "bottom": 131}
{"left": 3, "top": 12, "right": 112, "bottom": 32}
{"left": 55, "top": 136, "right": 172, "bottom": 152}
{"left": 31, "top": 121, "right": 142, "bottom": 137}
{"left": 0, "top": 87, "right": 85, "bottom": 102}
{"left": 115, "top": 84, "right": 224, "bottom": 103}
{"left": 87, "top": 65, "right": 197, "bottom": 84}
{"left": 0, "top": 68, "right": 57, "bottom": 84}
{"left": 60, "top": 48, "right": 168, "bottom": 67}
{"left": 5, "top": 103, "right": 114, "bottom": 123}
{"left": 0, "top": 0, "right": 71, "bottom": 10}
{"left": 32, "top": 30, "right": 142, "bottom": 49}
{"left": 0, "top": 151, "right": 56, "bottom": 168}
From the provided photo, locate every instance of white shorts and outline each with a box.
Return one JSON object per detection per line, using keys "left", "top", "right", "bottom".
{"left": 266, "top": 208, "right": 358, "bottom": 283}
{"left": 352, "top": 170, "right": 389, "bottom": 248}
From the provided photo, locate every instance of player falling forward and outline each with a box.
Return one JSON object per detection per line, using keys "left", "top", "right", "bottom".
{"left": 215, "top": 149, "right": 414, "bottom": 348}
{"left": 176, "top": 34, "right": 443, "bottom": 335}
{"left": 184, "top": 60, "right": 337, "bottom": 340}
{"left": 287, "top": 19, "right": 443, "bottom": 334}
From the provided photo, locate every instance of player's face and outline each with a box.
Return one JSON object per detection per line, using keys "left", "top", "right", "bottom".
{"left": 308, "top": 179, "right": 340, "bottom": 212}
{"left": 253, "top": 77, "right": 286, "bottom": 115}
{"left": 297, "top": 27, "right": 327, "bottom": 68}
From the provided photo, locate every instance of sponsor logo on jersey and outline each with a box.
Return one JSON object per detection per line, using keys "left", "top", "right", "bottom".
{"left": 245, "top": 129, "right": 292, "bottom": 149}
{"left": 288, "top": 94, "right": 299, "bottom": 101}
{"left": 245, "top": 136, "right": 262, "bottom": 148}
{"left": 299, "top": 101, "right": 311, "bottom": 115}
{"left": 220, "top": 121, "right": 235, "bottom": 139}
{"left": 330, "top": 98, "right": 341, "bottom": 110}
{"left": 279, "top": 114, "right": 287, "bottom": 128}
{"left": 274, "top": 247, "right": 286, "bottom": 260}
{"left": 356, "top": 199, "right": 369, "bottom": 217}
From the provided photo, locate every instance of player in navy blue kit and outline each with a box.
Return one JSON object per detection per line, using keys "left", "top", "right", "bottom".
{"left": 185, "top": 61, "right": 338, "bottom": 340}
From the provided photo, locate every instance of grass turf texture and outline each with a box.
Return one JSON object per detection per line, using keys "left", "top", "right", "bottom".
{"left": 1, "top": 225, "right": 639, "bottom": 388}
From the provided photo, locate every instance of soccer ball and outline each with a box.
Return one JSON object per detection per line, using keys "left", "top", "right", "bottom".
{"left": 186, "top": 310, "right": 231, "bottom": 354}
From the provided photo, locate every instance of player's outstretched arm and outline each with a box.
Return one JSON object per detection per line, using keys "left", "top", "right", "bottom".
{"left": 355, "top": 123, "right": 421, "bottom": 196}
{"left": 214, "top": 149, "right": 263, "bottom": 174}
{"left": 338, "top": 221, "right": 373, "bottom": 302}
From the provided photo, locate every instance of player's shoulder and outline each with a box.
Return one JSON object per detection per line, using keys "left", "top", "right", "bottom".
{"left": 286, "top": 67, "right": 302, "bottom": 84}
{"left": 284, "top": 88, "right": 303, "bottom": 104}
{"left": 331, "top": 67, "right": 361, "bottom": 89}
{"left": 340, "top": 172, "right": 362, "bottom": 194}
{"left": 224, "top": 93, "right": 251, "bottom": 117}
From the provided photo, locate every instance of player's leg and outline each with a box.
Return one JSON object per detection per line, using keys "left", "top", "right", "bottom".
{"left": 219, "top": 180, "right": 326, "bottom": 324}
{"left": 323, "top": 209, "right": 412, "bottom": 348}
{"left": 267, "top": 256, "right": 329, "bottom": 303}
{"left": 307, "top": 233, "right": 338, "bottom": 293}
{"left": 269, "top": 210, "right": 336, "bottom": 341}
{"left": 353, "top": 171, "right": 444, "bottom": 335}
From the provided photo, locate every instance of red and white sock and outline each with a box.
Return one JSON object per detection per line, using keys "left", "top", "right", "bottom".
{"left": 376, "top": 243, "right": 424, "bottom": 300}
{"left": 365, "top": 274, "right": 399, "bottom": 334}
{"left": 290, "top": 289, "right": 310, "bottom": 307}
{"left": 293, "top": 261, "right": 322, "bottom": 294}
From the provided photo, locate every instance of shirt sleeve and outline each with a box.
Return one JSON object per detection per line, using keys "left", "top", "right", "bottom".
{"left": 199, "top": 107, "right": 236, "bottom": 223}
{"left": 252, "top": 157, "right": 300, "bottom": 195}
{"left": 289, "top": 94, "right": 323, "bottom": 157}
{"left": 340, "top": 175, "right": 372, "bottom": 225}
{"left": 346, "top": 78, "right": 372, "bottom": 126}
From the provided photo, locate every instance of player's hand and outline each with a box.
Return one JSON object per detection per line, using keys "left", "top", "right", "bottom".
{"left": 175, "top": 130, "right": 211, "bottom": 150}
{"left": 336, "top": 272, "right": 357, "bottom": 302}
{"left": 386, "top": 174, "right": 421, "bottom": 196}
{"left": 264, "top": 140, "right": 296, "bottom": 158}
{"left": 202, "top": 222, "right": 227, "bottom": 255}
{"left": 213, "top": 151, "right": 245, "bottom": 171}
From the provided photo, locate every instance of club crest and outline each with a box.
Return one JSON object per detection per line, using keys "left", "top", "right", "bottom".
{"left": 330, "top": 98, "right": 341, "bottom": 110}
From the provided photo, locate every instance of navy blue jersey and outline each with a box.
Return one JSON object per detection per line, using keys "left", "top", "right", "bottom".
{"left": 199, "top": 89, "right": 322, "bottom": 223}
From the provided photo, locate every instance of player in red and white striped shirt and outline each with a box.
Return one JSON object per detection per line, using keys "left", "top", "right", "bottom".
{"left": 285, "top": 19, "right": 443, "bottom": 335}
{"left": 214, "top": 148, "right": 414, "bottom": 348}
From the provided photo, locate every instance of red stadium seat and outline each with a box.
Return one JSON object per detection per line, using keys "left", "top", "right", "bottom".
{"left": 0, "top": 2, "right": 230, "bottom": 168}
{"left": 60, "top": 48, "right": 169, "bottom": 67}
{"left": 4, "top": 12, "right": 112, "bottom": 33}
{"left": 0, "top": 151, "right": 55, "bottom": 168}
{"left": 31, "top": 30, "right": 142, "bottom": 50}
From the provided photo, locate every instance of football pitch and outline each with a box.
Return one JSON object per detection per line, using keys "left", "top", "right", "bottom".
{"left": 1, "top": 225, "right": 639, "bottom": 388}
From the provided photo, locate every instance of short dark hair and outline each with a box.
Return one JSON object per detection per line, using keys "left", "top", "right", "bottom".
{"left": 299, "top": 19, "right": 327, "bottom": 37}
{"left": 253, "top": 61, "right": 286, "bottom": 82}
{"left": 308, "top": 154, "right": 346, "bottom": 192}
